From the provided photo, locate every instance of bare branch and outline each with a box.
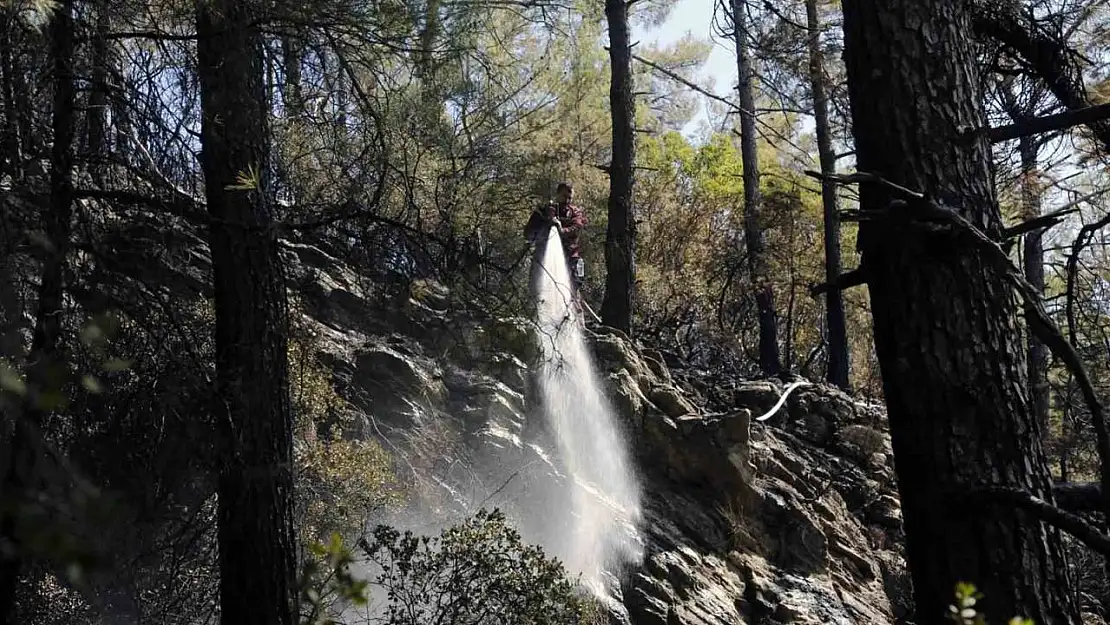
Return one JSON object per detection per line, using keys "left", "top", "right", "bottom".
{"left": 967, "top": 486, "right": 1110, "bottom": 557}
{"left": 983, "top": 102, "right": 1110, "bottom": 144}
{"left": 1001, "top": 204, "right": 1082, "bottom": 239}
{"left": 1053, "top": 482, "right": 1102, "bottom": 512}
{"left": 809, "top": 267, "right": 866, "bottom": 297}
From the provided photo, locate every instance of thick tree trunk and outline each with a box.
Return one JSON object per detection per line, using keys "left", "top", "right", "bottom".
{"left": 600, "top": 0, "right": 636, "bottom": 334}
{"left": 1019, "top": 136, "right": 1049, "bottom": 437}
{"left": 0, "top": 1, "right": 76, "bottom": 619}
{"left": 195, "top": 1, "right": 297, "bottom": 624}
{"left": 731, "top": 0, "right": 780, "bottom": 375}
{"left": 805, "top": 0, "right": 848, "bottom": 389}
{"left": 840, "top": 0, "right": 1079, "bottom": 622}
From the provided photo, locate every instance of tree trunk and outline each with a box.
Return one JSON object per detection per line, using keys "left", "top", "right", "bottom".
{"left": 13, "top": 39, "right": 35, "bottom": 163}
{"left": 0, "top": 19, "right": 21, "bottom": 179}
{"left": 0, "top": 1, "right": 76, "bottom": 619}
{"left": 731, "top": 0, "right": 781, "bottom": 375}
{"left": 86, "top": 2, "right": 111, "bottom": 183}
{"left": 418, "top": 0, "right": 441, "bottom": 77}
{"left": 281, "top": 37, "right": 302, "bottom": 117}
{"left": 1018, "top": 136, "right": 1049, "bottom": 437}
{"left": 195, "top": 1, "right": 297, "bottom": 623}
{"left": 600, "top": 0, "right": 636, "bottom": 334}
{"left": 840, "top": 0, "right": 1079, "bottom": 622}
{"left": 111, "top": 50, "right": 130, "bottom": 168}
{"left": 805, "top": 0, "right": 848, "bottom": 389}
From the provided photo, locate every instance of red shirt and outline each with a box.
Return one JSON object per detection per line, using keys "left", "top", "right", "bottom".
{"left": 524, "top": 202, "right": 588, "bottom": 258}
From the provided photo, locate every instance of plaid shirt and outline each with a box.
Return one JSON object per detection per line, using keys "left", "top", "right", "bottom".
{"left": 523, "top": 202, "right": 587, "bottom": 258}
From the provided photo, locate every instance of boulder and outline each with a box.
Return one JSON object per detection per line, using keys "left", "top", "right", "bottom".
{"left": 648, "top": 386, "right": 698, "bottom": 419}
{"left": 835, "top": 425, "right": 889, "bottom": 469}
{"left": 408, "top": 278, "right": 451, "bottom": 311}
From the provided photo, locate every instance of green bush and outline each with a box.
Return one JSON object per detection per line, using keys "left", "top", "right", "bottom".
{"left": 300, "top": 509, "right": 605, "bottom": 625}
{"left": 289, "top": 335, "right": 404, "bottom": 542}
{"left": 948, "top": 583, "right": 1034, "bottom": 625}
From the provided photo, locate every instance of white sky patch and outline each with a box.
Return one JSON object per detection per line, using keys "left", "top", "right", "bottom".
{"left": 632, "top": 0, "right": 735, "bottom": 140}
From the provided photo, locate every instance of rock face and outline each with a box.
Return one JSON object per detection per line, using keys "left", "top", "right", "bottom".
{"left": 588, "top": 327, "right": 905, "bottom": 625}
{"left": 86, "top": 214, "right": 909, "bottom": 624}
{"left": 275, "top": 235, "right": 910, "bottom": 624}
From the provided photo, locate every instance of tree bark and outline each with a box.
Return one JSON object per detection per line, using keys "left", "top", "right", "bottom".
{"left": 281, "top": 37, "right": 302, "bottom": 117}
{"left": 418, "top": 0, "right": 441, "bottom": 78}
{"left": 731, "top": 0, "right": 781, "bottom": 375}
{"left": 195, "top": 1, "right": 297, "bottom": 623}
{"left": 840, "top": 0, "right": 1079, "bottom": 622}
{"left": 0, "top": 1, "right": 76, "bottom": 619}
{"left": 86, "top": 2, "right": 111, "bottom": 183}
{"left": 0, "top": 17, "right": 21, "bottom": 179}
{"left": 805, "top": 0, "right": 848, "bottom": 389}
{"left": 1019, "top": 135, "right": 1049, "bottom": 437}
{"left": 600, "top": 0, "right": 636, "bottom": 334}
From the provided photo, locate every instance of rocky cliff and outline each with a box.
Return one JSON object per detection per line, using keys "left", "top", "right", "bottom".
{"left": 25, "top": 194, "right": 909, "bottom": 624}
{"left": 275, "top": 233, "right": 911, "bottom": 625}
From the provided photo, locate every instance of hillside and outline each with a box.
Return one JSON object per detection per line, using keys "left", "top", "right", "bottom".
{"left": 41, "top": 196, "right": 908, "bottom": 623}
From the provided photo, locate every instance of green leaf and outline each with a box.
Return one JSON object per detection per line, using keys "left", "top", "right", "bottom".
{"left": 81, "top": 375, "right": 103, "bottom": 394}
{"left": 0, "top": 362, "right": 26, "bottom": 396}
{"left": 35, "top": 391, "right": 68, "bottom": 411}
{"left": 80, "top": 324, "right": 104, "bottom": 347}
{"left": 101, "top": 358, "right": 133, "bottom": 372}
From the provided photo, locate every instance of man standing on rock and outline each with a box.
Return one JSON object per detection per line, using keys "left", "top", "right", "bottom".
{"left": 524, "top": 182, "right": 587, "bottom": 299}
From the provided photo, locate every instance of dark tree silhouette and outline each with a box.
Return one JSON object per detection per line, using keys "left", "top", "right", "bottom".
{"left": 730, "top": 0, "right": 781, "bottom": 375}
{"left": 805, "top": 0, "right": 848, "bottom": 389}
{"left": 841, "top": 0, "right": 1079, "bottom": 621}
{"left": 0, "top": 1, "right": 76, "bottom": 620}
{"left": 600, "top": 0, "right": 637, "bottom": 335}
{"left": 195, "top": 0, "right": 297, "bottom": 622}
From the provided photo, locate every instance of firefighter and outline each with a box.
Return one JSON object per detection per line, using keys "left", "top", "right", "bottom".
{"left": 523, "top": 182, "right": 587, "bottom": 299}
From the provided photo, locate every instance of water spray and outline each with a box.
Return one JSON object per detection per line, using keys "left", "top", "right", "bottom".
{"left": 531, "top": 226, "right": 643, "bottom": 591}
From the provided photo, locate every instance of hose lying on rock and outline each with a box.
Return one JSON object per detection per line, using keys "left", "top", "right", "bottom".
{"left": 754, "top": 380, "right": 811, "bottom": 422}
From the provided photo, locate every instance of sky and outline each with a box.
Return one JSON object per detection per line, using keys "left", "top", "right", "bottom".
{"left": 631, "top": 0, "right": 736, "bottom": 138}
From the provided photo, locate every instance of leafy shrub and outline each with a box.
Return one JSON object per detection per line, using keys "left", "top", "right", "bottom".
{"left": 948, "top": 583, "right": 1033, "bottom": 625}
{"left": 300, "top": 509, "right": 604, "bottom": 625}
{"left": 289, "top": 335, "right": 404, "bottom": 542}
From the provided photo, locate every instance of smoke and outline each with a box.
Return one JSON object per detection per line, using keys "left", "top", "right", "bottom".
{"left": 530, "top": 226, "right": 643, "bottom": 591}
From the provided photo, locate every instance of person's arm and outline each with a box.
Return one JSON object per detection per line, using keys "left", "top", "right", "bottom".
{"left": 561, "top": 206, "right": 587, "bottom": 235}
{"left": 523, "top": 205, "right": 551, "bottom": 240}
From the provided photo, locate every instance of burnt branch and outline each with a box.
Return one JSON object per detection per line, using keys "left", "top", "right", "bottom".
{"left": 809, "top": 267, "right": 866, "bottom": 297}
{"left": 1053, "top": 482, "right": 1102, "bottom": 513}
{"left": 1001, "top": 188, "right": 1106, "bottom": 252}
{"left": 983, "top": 102, "right": 1110, "bottom": 144}
{"left": 1066, "top": 209, "right": 1110, "bottom": 351}
{"left": 1002, "top": 204, "right": 1081, "bottom": 240}
{"left": 967, "top": 486, "right": 1110, "bottom": 557}
{"left": 971, "top": 2, "right": 1110, "bottom": 153}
